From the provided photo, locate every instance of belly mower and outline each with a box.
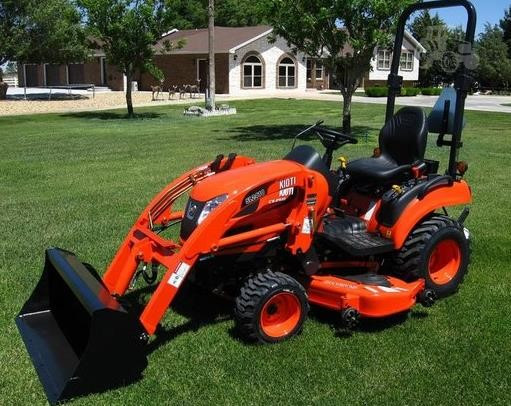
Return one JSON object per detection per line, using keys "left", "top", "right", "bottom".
{"left": 16, "top": 0, "right": 477, "bottom": 403}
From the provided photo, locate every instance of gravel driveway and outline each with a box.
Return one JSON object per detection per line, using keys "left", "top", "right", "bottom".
{"left": 0, "top": 89, "right": 201, "bottom": 116}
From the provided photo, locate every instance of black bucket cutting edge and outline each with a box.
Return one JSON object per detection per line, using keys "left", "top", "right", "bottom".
{"left": 16, "top": 248, "right": 148, "bottom": 404}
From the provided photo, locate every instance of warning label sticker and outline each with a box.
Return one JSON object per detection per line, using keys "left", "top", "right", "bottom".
{"left": 302, "top": 217, "right": 313, "bottom": 234}
{"left": 167, "top": 262, "right": 191, "bottom": 288}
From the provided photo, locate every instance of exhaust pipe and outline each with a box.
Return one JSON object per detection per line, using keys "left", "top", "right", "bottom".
{"left": 16, "top": 248, "right": 147, "bottom": 404}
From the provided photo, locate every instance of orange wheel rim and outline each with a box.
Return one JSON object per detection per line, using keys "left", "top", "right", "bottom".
{"left": 428, "top": 239, "right": 462, "bottom": 285}
{"left": 260, "top": 292, "right": 301, "bottom": 338}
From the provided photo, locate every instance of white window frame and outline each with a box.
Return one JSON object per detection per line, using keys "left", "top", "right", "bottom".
{"left": 196, "top": 58, "right": 207, "bottom": 82}
{"left": 278, "top": 57, "right": 297, "bottom": 89}
{"left": 315, "top": 60, "right": 324, "bottom": 80}
{"left": 400, "top": 51, "right": 414, "bottom": 71}
{"left": 242, "top": 55, "right": 263, "bottom": 89}
{"left": 377, "top": 49, "right": 392, "bottom": 71}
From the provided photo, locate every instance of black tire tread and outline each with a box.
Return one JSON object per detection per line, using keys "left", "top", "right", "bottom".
{"left": 234, "top": 270, "right": 308, "bottom": 342}
{"left": 393, "top": 214, "right": 470, "bottom": 291}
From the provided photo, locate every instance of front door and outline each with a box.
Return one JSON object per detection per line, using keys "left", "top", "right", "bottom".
{"left": 198, "top": 59, "right": 208, "bottom": 92}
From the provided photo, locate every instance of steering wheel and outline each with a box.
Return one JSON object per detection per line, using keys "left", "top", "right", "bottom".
{"left": 314, "top": 126, "right": 358, "bottom": 150}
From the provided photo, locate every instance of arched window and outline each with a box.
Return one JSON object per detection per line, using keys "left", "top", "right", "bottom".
{"left": 242, "top": 54, "right": 263, "bottom": 88}
{"left": 278, "top": 56, "right": 297, "bottom": 88}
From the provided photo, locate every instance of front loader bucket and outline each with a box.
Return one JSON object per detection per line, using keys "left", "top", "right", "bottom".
{"left": 16, "top": 248, "right": 148, "bottom": 404}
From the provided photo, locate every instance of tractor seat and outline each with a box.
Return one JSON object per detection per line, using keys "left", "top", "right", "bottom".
{"left": 347, "top": 107, "right": 428, "bottom": 184}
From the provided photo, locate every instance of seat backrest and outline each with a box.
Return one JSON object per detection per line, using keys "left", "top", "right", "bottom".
{"left": 428, "top": 87, "right": 465, "bottom": 135}
{"left": 379, "top": 106, "right": 428, "bottom": 165}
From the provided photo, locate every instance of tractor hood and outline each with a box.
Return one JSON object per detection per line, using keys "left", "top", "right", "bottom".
{"left": 190, "top": 160, "right": 302, "bottom": 202}
{"left": 180, "top": 160, "right": 304, "bottom": 241}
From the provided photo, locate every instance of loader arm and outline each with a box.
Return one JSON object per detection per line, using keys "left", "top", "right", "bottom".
{"left": 103, "top": 155, "right": 255, "bottom": 296}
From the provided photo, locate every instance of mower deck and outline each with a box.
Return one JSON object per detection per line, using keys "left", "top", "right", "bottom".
{"left": 307, "top": 273, "right": 424, "bottom": 318}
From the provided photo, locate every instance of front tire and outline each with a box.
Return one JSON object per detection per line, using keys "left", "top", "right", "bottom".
{"left": 234, "top": 271, "right": 309, "bottom": 343}
{"left": 392, "top": 214, "right": 470, "bottom": 297}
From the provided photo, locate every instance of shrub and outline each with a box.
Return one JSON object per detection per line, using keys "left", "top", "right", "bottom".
{"left": 401, "top": 87, "right": 421, "bottom": 96}
{"left": 421, "top": 87, "right": 443, "bottom": 96}
{"left": 365, "top": 87, "right": 388, "bottom": 97}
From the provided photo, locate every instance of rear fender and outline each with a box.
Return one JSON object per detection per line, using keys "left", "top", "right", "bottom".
{"left": 379, "top": 180, "right": 472, "bottom": 249}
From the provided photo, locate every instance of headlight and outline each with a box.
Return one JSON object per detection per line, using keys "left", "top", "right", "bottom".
{"left": 197, "top": 194, "right": 228, "bottom": 224}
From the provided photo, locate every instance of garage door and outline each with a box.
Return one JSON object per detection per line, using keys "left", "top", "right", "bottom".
{"left": 25, "top": 65, "right": 39, "bottom": 87}
{"left": 68, "top": 64, "right": 85, "bottom": 84}
{"left": 45, "top": 64, "right": 62, "bottom": 86}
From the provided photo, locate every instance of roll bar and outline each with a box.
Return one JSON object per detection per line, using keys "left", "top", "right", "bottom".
{"left": 385, "top": 0, "right": 477, "bottom": 178}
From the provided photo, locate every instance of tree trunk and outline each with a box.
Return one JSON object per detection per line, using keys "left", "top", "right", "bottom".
{"left": 0, "top": 66, "right": 6, "bottom": 100}
{"left": 0, "top": 82, "right": 8, "bottom": 100}
{"left": 125, "top": 70, "right": 134, "bottom": 117}
{"left": 341, "top": 91, "right": 353, "bottom": 134}
{"left": 207, "top": 0, "right": 216, "bottom": 111}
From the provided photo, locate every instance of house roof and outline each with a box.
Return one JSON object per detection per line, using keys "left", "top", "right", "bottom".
{"left": 404, "top": 31, "right": 426, "bottom": 53}
{"left": 157, "top": 26, "right": 273, "bottom": 55}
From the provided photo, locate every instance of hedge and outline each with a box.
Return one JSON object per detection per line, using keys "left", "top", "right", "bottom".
{"left": 364, "top": 87, "right": 388, "bottom": 97}
{"left": 421, "top": 87, "right": 443, "bottom": 96}
{"left": 365, "top": 86, "right": 421, "bottom": 97}
{"left": 401, "top": 87, "right": 421, "bottom": 96}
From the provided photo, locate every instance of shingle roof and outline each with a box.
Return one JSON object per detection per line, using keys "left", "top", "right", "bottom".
{"left": 156, "top": 26, "right": 273, "bottom": 54}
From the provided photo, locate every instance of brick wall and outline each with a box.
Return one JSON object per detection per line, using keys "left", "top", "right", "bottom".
{"left": 137, "top": 53, "right": 229, "bottom": 94}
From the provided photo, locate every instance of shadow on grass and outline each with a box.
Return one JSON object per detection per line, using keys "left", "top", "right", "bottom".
{"left": 122, "top": 277, "right": 428, "bottom": 350}
{"left": 218, "top": 124, "right": 377, "bottom": 142}
{"left": 121, "top": 281, "right": 232, "bottom": 354}
{"left": 60, "top": 111, "right": 163, "bottom": 120}
{"left": 311, "top": 306, "right": 427, "bottom": 339}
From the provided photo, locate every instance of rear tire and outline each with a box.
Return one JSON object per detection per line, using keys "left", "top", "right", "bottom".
{"left": 234, "top": 271, "right": 309, "bottom": 343}
{"left": 392, "top": 214, "right": 470, "bottom": 297}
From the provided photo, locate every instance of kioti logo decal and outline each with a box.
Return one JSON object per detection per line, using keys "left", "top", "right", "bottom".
{"left": 279, "top": 176, "right": 296, "bottom": 197}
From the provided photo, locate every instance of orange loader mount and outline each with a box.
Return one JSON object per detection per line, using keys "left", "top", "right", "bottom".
{"left": 16, "top": 1, "right": 477, "bottom": 403}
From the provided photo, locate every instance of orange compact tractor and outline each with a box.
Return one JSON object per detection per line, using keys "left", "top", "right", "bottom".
{"left": 16, "top": 0, "right": 477, "bottom": 404}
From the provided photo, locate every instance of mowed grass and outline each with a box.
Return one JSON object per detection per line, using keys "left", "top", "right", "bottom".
{"left": 1, "top": 99, "right": 510, "bottom": 405}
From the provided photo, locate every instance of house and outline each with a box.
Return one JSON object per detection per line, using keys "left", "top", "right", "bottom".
{"left": 17, "top": 27, "right": 424, "bottom": 93}
{"left": 141, "top": 25, "right": 311, "bottom": 94}
{"left": 361, "top": 31, "right": 426, "bottom": 88}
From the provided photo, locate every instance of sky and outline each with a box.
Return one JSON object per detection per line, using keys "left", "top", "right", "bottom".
{"left": 433, "top": 0, "right": 509, "bottom": 35}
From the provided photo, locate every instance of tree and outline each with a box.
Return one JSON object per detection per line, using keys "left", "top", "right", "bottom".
{"left": 0, "top": 1, "right": 25, "bottom": 70}
{"left": 259, "top": 0, "right": 414, "bottom": 133}
{"left": 166, "top": 0, "right": 266, "bottom": 29}
{"left": 207, "top": 0, "right": 216, "bottom": 111}
{"left": 215, "top": 0, "right": 265, "bottom": 27}
{"left": 476, "top": 24, "right": 511, "bottom": 90}
{"left": 409, "top": 10, "right": 467, "bottom": 87}
{"left": 79, "top": 0, "right": 182, "bottom": 117}
{"left": 0, "top": 0, "right": 87, "bottom": 97}
{"left": 4, "top": 62, "right": 17, "bottom": 75}
{"left": 166, "top": 0, "right": 206, "bottom": 29}
{"left": 408, "top": 10, "right": 447, "bottom": 87}
{"left": 500, "top": 5, "right": 511, "bottom": 56}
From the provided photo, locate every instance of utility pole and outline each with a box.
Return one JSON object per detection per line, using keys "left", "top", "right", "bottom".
{"left": 207, "top": 0, "right": 216, "bottom": 111}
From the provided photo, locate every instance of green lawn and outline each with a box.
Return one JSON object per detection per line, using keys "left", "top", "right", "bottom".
{"left": 1, "top": 99, "right": 510, "bottom": 405}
